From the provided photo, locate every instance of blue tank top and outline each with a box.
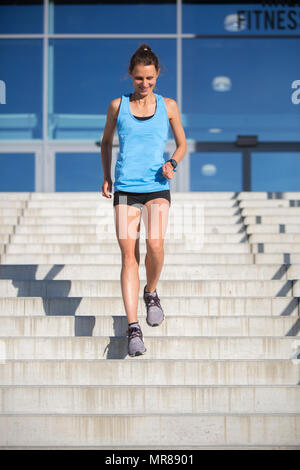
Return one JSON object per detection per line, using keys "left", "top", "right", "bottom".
{"left": 114, "top": 92, "right": 170, "bottom": 193}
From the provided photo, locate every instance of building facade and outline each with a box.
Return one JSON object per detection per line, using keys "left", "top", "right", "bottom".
{"left": 0, "top": 0, "right": 300, "bottom": 192}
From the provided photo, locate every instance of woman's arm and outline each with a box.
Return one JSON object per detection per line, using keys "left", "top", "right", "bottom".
{"left": 100, "top": 98, "right": 120, "bottom": 198}
{"left": 162, "top": 98, "right": 187, "bottom": 179}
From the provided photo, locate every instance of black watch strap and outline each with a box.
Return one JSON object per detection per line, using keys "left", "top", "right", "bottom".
{"left": 168, "top": 158, "right": 177, "bottom": 169}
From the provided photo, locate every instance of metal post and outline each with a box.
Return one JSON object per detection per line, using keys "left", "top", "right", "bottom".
{"left": 177, "top": 0, "right": 182, "bottom": 113}
{"left": 42, "top": 0, "right": 48, "bottom": 192}
{"left": 42, "top": 0, "right": 55, "bottom": 192}
{"left": 35, "top": 149, "right": 43, "bottom": 192}
{"left": 242, "top": 148, "right": 251, "bottom": 191}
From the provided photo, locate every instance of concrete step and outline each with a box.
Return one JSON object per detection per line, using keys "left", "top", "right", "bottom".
{"left": 0, "top": 279, "right": 294, "bottom": 297}
{"left": 0, "top": 414, "right": 299, "bottom": 447}
{"left": 0, "top": 193, "right": 29, "bottom": 201}
{"left": 6, "top": 244, "right": 253, "bottom": 255}
{"left": 239, "top": 200, "right": 299, "bottom": 208}
{"left": 15, "top": 204, "right": 300, "bottom": 216}
{"left": 0, "top": 192, "right": 298, "bottom": 202}
{"left": 242, "top": 208, "right": 300, "bottom": 215}
{"left": 24, "top": 203, "right": 241, "bottom": 212}
{"left": 29, "top": 191, "right": 238, "bottom": 201}
{"left": 1, "top": 263, "right": 299, "bottom": 280}
{"left": 6, "top": 235, "right": 252, "bottom": 247}
{"left": 0, "top": 201, "right": 26, "bottom": 208}
{"left": 1, "top": 257, "right": 299, "bottom": 268}
{"left": 0, "top": 296, "right": 297, "bottom": 317}
{"left": 246, "top": 224, "right": 300, "bottom": 234}
{"left": 9, "top": 233, "right": 300, "bottom": 246}
{"left": 1, "top": 359, "right": 299, "bottom": 386}
{"left": 1, "top": 385, "right": 299, "bottom": 415}
{"left": 0, "top": 253, "right": 255, "bottom": 264}
{"left": 255, "top": 253, "right": 300, "bottom": 264}
{"left": 250, "top": 234, "right": 300, "bottom": 242}
{"left": 0, "top": 209, "right": 23, "bottom": 216}
{"left": 0, "top": 336, "right": 297, "bottom": 360}
{"left": 237, "top": 192, "right": 300, "bottom": 200}
{"left": 7, "top": 239, "right": 252, "bottom": 253}
{"left": 3, "top": 242, "right": 252, "bottom": 254}
{"left": 0, "top": 226, "right": 14, "bottom": 234}
{"left": 12, "top": 215, "right": 245, "bottom": 225}
{"left": 251, "top": 243, "right": 300, "bottom": 253}
{"left": 8, "top": 233, "right": 249, "bottom": 244}
{"left": 27, "top": 191, "right": 300, "bottom": 200}
{"left": 0, "top": 217, "right": 19, "bottom": 225}
{"left": 5, "top": 241, "right": 300, "bottom": 255}
{"left": 0, "top": 316, "right": 75, "bottom": 337}
{"left": 0, "top": 316, "right": 298, "bottom": 337}
{"left": 11, "top": 223, "right": 247, "bottom": 235}
{"left": 244, "top": 216, "right": 300, "bottom": 224}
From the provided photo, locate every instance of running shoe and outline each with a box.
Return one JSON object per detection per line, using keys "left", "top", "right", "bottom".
{"left": 127, "top": 323, "right": 146, "bottom": 357}
{"left": 143, "top": 285, "right": 164, "bottom": 327}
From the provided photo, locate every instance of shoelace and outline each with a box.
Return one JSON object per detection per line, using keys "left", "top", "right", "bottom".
{"left": 144, "top": 293, "right": 161, "bottom": 308}
{"left": 126, "top": 326, "right": 143, "bottom": 339}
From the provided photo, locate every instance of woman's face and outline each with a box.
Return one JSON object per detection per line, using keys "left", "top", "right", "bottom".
{"left": 130, "top": 64, "right": 160, "bottom": 96}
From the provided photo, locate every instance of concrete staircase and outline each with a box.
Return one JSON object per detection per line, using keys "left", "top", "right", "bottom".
{"left": 0, "top": 191, "right": 299, "bottom": 449}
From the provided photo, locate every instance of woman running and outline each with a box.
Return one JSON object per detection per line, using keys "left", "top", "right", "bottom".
{"left": 101, "top": 44, "right": 187, "bottom": 357}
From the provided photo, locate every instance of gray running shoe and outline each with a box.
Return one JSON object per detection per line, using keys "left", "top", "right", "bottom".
{"left": 127, "top": 323, "right": 146, "bottom": 357}
{"left": 143, "top": 285, "right": 164, "bottom": 327}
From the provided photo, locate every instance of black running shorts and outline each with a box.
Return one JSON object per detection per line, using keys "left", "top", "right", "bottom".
{"left": 113, "top": 189, "right": 171, "bottom": 209}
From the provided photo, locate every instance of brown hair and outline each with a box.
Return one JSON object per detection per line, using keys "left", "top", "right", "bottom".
{"left": 128, "top": 43, "right": 160, "bottom": 75}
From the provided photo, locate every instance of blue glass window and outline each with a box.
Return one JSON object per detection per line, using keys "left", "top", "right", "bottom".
{"left": 55, "top": 153, "right": 103, "bottom": 191}
{"left": 182, "top": 38, "right": 300, "bottom": 142}
{"left": 190, "top": 152, "right": 242, "bottom": 191}
{"left": 51, "top": 1, "right": 176, "bottom": 34}
{"left": 252, "top": 153, "right": 300, "bottom": 191}
{"left": 0, "top": 40, "right": 43, "bottom": 140}
{"left": 48, "top": 39, "right": 176, "bottom": 139}
{"left": 0, "top": 1, "right": 43, "bottom": 34}
{"left": 183, "top": 2, "right": 300, "bottom": 36}
{"left": 0, "top": 153, "right": 35, "bottom": 191}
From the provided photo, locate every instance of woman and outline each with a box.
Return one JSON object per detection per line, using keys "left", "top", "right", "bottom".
{"left": 101, "top": 44, "right": 187, "bottom": 357}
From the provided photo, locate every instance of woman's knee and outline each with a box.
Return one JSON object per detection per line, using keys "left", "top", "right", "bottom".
{"left": 146, "top": 239, "right": 164, "bottom": 255}
{"left": 121, "top": 245, "right": 140, "bottom": 267}
{"left": 122, "top": 254, "right": 139, "bottom": 269}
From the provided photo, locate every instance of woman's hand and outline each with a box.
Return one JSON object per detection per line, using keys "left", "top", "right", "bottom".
{"left": 162, "top": 161, "right": 175, "bottom": 179}
{"left": 102, "top": 179, "right": 112, "bottom": 198}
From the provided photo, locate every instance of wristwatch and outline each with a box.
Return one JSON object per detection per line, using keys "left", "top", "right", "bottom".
{"left": 168, "top": 158, "right": 178, "bottom": 170}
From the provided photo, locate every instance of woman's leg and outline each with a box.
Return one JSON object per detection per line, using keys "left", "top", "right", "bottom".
{"left": 114, "top": 203, "right": 142, "bottom": 324}
{"left": 141, "top": 198, "right": 170, "bottom": 293}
